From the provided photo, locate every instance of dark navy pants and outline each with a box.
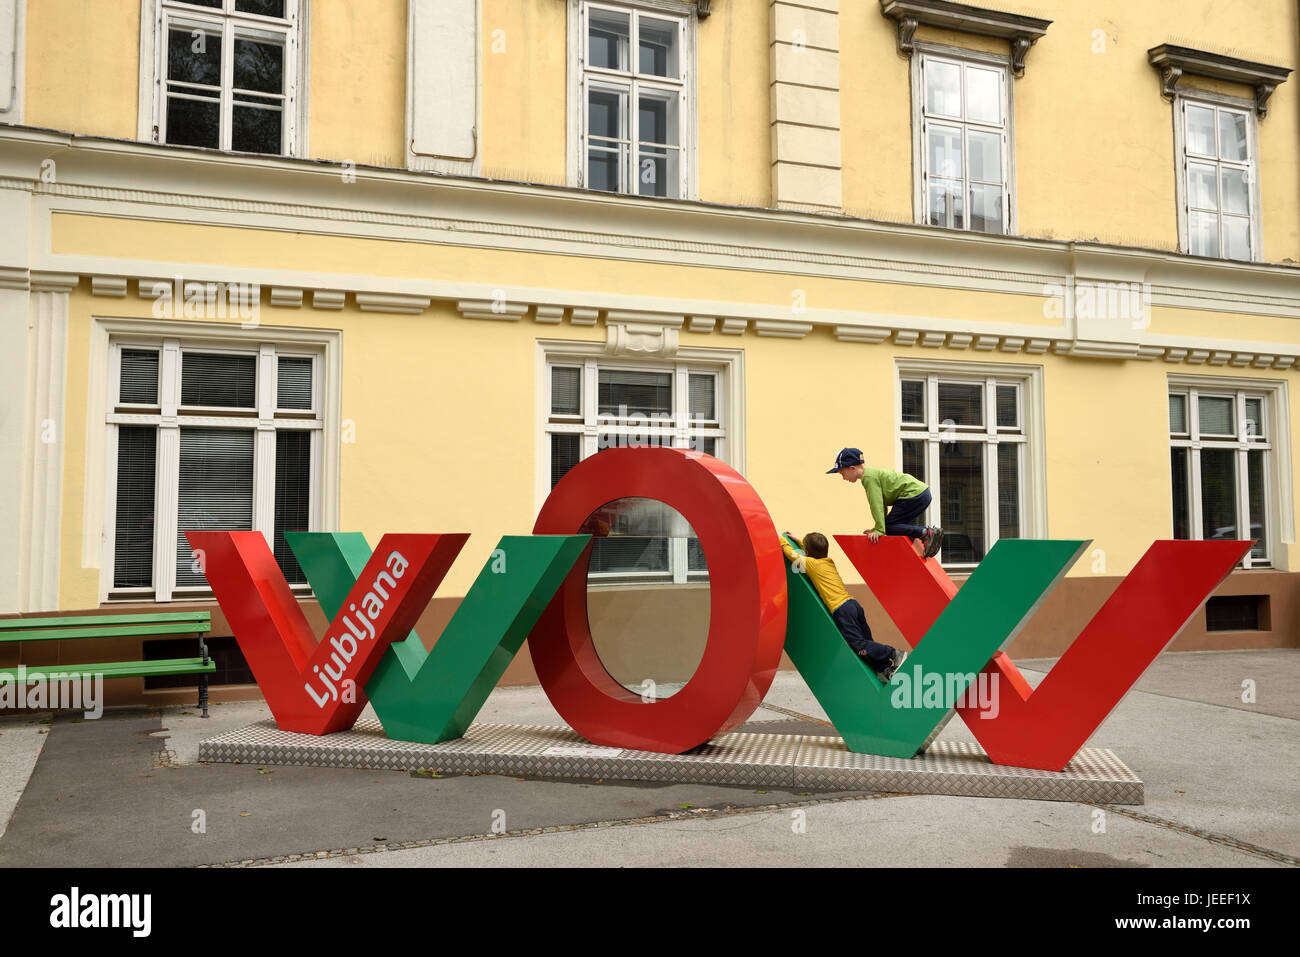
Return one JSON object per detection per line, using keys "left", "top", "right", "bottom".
{"left": 831, "top": 599, "right": 895, "bottom": 671}
{"left": 885, "top": 488, "right": 931, "bottom": 540}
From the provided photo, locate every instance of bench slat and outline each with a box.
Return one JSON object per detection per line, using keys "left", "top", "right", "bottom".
{"left": 0, "top": 621, "right": 210, "bottom": 642}
{"left": 0, "top": 659, "right": 216, "bottom": 680}
{"left": 0, "top": 623, "right": 212, "bottom": 643}
{"left": 0, "top": 612, "right": 210, "bottom": 631}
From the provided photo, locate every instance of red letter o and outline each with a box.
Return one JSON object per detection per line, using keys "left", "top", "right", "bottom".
{"left": 530, "top": 447, "right": 787, "bottom": 753}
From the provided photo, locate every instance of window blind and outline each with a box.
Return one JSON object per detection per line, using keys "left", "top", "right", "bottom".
{"left": 688, "top": 374, "right": 715, "bottom": 420}
{"left": 551, "top": 434, "right": 581, "bottom": 488}
{"left": 598, "top": 369, "right": 672, "bottom": 416}
{"left": 274, "top": 430, "right": 311, "bottom": 584}
{"left": 175, "top": 428, "right": 255, "bottom": 586}
{"left": 120, "top": 350, "right": 160, "bottom": 405}
{"left": 181, "top": 353, "right": 257, "bottom": 408}
{"left": 1169, "top": 394, "right": 1188, "bottom": 433}
{"left": 1198, "top": 396, "right": 1234, "bottom": 435}
{"left": 113, "top": 426, "right": 157, "bottom": 588}
{"left": 277, "top": 356, "right": 313, "bottom": 410}
{"left": 551, "top": 367, "right": 581, "bottom": 416}
{"left": 996, "top": 385, "right": 1017, "bottom": 428}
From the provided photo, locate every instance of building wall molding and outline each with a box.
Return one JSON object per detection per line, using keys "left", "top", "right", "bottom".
{"left": 880, "top": 0, "right": 1052, "bottom": 75}
{"left": 19, "top": 288, "right": 69, "bottom": 612}
{"left": 6, "top": 127, "right": 1300, "bottom": 327}
{"left": 0, "top": 0, "right": 24, "bottom": 124}
{"left": 1148, "top": 43, "right": 1292, "bottom": 117}
{"left": 3, "top": 261, "right": 1299, "bottom": 370}
{"left": 3, "top": 129, "right": 1300, "bottom": 366}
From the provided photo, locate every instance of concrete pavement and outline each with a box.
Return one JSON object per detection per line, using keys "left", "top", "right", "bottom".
{"left": 0, "top": 650, "right": 1295, "bottom": 868}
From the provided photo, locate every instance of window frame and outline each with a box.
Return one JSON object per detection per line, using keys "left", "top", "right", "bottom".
{"left": 1172, "top": 91, "right": 1262, "bottom": 263}
{"left": 94, "top": 318, "right": 339, "bottom": 604}
{"left": 139, "top": 0, "right": 310, "bottom": 157}
{"left": 536, "top": 339, "right": 743, "bottom": 585}
{"left": 1168, "top": 375, "right": 1291, "bottom": 569}
{"left": 911, "top": 43, "right": 1016, "bottom": 236}
{"left": 567, "top": 0, "right": 699, "bottom": 200}
{"left": 895, "top": 359, "right": 1046, "bottom": 572}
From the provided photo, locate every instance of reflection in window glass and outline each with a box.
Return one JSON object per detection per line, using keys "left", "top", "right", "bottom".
{"left": 1199, "top": 448, "right": 1237, "bottom": 539}
{"left": 1171, "top": 447, "right": 1191, "bottom": 539}
{"left": 939, "top": 441, "right": 984, "bottom": 563}
{"left": 938, "top": 382, "right": 983, "bottom": 427}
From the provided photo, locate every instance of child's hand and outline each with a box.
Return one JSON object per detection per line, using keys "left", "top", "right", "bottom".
{"left": 867, "top": 530, "right": 880, "bottom": 543}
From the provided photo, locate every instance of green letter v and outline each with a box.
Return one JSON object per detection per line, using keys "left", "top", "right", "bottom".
{"left": 782, "top": 536, "right": 1086, "bottom": 758}
{"left": 288, "top": 532, "right": 589, "bottom": 744}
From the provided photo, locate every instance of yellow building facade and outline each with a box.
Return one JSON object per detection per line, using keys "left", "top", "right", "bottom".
{"left": 1, "top": 0, "right": 1297, "bottom": 702}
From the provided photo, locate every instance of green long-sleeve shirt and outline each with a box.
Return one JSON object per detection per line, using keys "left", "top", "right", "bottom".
{"left": 860, "top": 467, "right": 928, "bottom": 533}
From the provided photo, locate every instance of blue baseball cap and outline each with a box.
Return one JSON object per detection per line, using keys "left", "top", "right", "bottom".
{"left": 826, "top": 448, "right": 864, "bottom": 473}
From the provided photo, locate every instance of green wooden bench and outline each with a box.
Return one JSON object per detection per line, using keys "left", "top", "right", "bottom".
{"left": 0, "top": 612, "right": 216, "bottom": 717}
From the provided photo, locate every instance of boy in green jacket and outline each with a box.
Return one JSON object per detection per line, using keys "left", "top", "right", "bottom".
{"left": 827, "top": 447, "right": 943, "bottom": 559}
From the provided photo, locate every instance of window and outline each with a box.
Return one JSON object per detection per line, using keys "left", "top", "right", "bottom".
{"left": 914, "top": 50, "right": 1011, "bottom": 234}
{"left": 106, "top": 337, "right": 323, "bottom": 601}
{"left": 148, "top": 0, "right": 304, "bottom": 155}
{"left": 1177, "top": 98, "right": 1258, "bottom": 261}
{"left": 540, "top": 345, "right": 738, "bottom": 583}
{"left": 1169, "top": 386, "right": 1273, "bottom": 567}
{"left": 897, "top": 365, "right": 1044, "bottom": 569}
{"left": 571, "top": 1, "right": 694, "bottom": 198}
{"left": 1204, "top": 595, "right": 1267, "bottom": 632}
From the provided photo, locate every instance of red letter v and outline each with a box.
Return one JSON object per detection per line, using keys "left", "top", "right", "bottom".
{"left": 187, "top": 530, "right": 465, "bottom": 734}
{"left": 849, "top": 538, "right": 1250, "bottom": 770}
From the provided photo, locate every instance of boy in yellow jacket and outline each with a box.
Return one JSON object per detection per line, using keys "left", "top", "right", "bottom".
{"left": 781, "top": 531, "right": 907, "bottom": 681}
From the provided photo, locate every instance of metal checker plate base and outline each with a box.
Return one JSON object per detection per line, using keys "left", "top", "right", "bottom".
{"left": 198, "top": 720, "right": 1144, "bottom": 805}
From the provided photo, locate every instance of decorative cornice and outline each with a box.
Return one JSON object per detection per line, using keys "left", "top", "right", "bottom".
{"left": 0, "top": 266, "right": 30, "bottom": 290}
{"left": 835, "top": 325, "right": 891, "bottom": 343}
{"left": 754, "top": 319, "right": 813, "bottom": 339}
{"left": 312, "top": 290, "right": 346, "bottom": 310}
{"left": 355, "top": 292, "right": 431, "bottom": 314}
{"left": 9, "top": 127, "right": 1300, "bottom": 326}
{"left": 605, "top": 310, "right": 685, "bottom": 329}
{"left": 606, "top": 322, "right": 680, "bottom": 358}
{"left": 880, "top": 0, "right": 1052, "bottom": 74}
{"left": 1148, "top": 44, "right": 1292, "bottom": 116}
{"left": 90, "top": 276, "right": 127, "bottom": 297}
{"left": 270, "top": 286, "right": 304, "bottom": 308}
{"left": 29, "top": 271, "right": 79, "bottom": 293}
{"left": 457, "top": 299, "right": 529, "bottom": 320}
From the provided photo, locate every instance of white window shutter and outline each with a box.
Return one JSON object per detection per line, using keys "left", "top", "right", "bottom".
{"left": 408, "top": 0, "right": 477, "bottom": 161}
{"left": 0, "top": 0, "right": 15, "bottom": 114}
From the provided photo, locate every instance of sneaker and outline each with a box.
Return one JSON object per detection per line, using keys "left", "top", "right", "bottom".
{"left": 918, "top": 527, "right": 934, "bottom": 554}
{"left": 878, "top": 648, "right": 908, "bottom": 682}
{"left": 922, "top": 526, "right": 944, "bottom": 559}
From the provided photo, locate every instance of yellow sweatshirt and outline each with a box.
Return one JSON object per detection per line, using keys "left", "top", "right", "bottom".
{"left": 781, "top": 537, "right": 852, "bottom": 614}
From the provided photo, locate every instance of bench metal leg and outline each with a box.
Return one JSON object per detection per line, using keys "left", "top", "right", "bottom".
{"left": 198, "top": 634, "right": 210, "bottom": 718}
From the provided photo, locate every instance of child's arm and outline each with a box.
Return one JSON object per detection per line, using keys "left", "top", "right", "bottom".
{"left": 779, "top": 532, "right": 803, "bottom": 563}
{"left": 863, "top": 477, "right": 887, "bottom": 534}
